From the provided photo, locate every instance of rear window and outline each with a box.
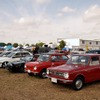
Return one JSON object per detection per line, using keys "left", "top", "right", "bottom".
{"left": 90, "top": 56, "right": 100, "bottom": 66}
{"left": 86, "top": 50, "right": 100, "bottom": 54}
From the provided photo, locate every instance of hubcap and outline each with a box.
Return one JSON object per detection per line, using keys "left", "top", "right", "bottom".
{"left": 75, "top": 79, "right": 83, "bottom": 89}
{"left": 42, "top": 72, "right": 46, "bottom": 78}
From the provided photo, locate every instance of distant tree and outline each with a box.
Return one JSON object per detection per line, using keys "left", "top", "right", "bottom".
{"left": 31, "top": 44, "right": 35, "bottom": 46}
{"left": 19, "top": 44, "right": 23, "bottom": 47}
{"left": 36, "top": 42, "right": 45, "bottom": 47}
{"left": 0, "top": 42, "right": 6, "bottom": 47}
{"left": 13, "top": 43, "right": 18, "bottom": 48}
{"left": 25, "top": 44, "right": 30, "bottom": 46}
{"left": 6, "top": 43, "right": 12, "bottom": 46}
{"left": 49, "top": 42, "right": 53, "bottom": 44}
{"left": 59, "top": 40, "right": 66, "bottom": 49}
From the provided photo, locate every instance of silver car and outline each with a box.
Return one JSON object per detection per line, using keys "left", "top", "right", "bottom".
{"left": 0, "top": 50, "right": 33, "bottom": 68}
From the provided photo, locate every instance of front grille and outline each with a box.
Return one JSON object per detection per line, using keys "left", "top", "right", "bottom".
{"left": 50, "top": 70, "right": 64, "bottom": 77}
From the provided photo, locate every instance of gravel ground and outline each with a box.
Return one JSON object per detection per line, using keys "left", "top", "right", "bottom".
{"left": 0, "top": 69, "right": 100, "bottom": 100}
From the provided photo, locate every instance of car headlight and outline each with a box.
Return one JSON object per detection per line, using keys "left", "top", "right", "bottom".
{"left": 24, "top": 65, "right": 27, "bottom": 68}
{"left": 63, "top": 73, "right": 69, "bottom": 79}
{"left": 47, "top": 69, "right": 49, "bottom": 74}
{"left": 34, "top": 66, "right": 37, "bottom": 70}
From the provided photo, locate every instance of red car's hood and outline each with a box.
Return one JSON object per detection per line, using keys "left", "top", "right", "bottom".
{"left": 26, "top": 61, "right": 43, "bottom": 66}
{"left": 49, "top": 64, "right": 79, "bottom": 72}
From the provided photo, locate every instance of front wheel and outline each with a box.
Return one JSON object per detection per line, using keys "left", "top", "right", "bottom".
{"left": 72, "top": 77, "right": 84, "bottom": 90}
{"left": 28, "top": 73, "right": 34, "bottom": 76}
{"left": 39, "top": 69, "right": 47, "bottom": 78}
{"left": 2, "top": 62, "right": 8, "bottom": 68}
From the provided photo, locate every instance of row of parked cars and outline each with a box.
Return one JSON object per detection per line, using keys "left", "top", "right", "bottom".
{"left": 0, "top": 49, "right": 100, "bottom": 90}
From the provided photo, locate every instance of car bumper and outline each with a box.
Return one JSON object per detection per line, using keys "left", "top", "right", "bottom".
{"left": 47, "top": 76, "right": 73, "bottom": 84}
{"left": 25, "top": 69, "right": 39, "bottom": 75}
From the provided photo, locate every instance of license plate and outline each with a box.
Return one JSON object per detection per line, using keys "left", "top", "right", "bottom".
{"left": 28, "top": 70, "right": 31, "bottom": 73}
{"left": 51, "top": 78, "right": 57, "bottom": 83}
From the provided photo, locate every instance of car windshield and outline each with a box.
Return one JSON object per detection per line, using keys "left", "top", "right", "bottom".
{"left": 37, "top": 54, "right": 50, "bottom": 62}
{"left": 67, "top": 55, "right": 89, "bottom": 65}
{"left": 6, "top": 52, "right": 15, "bottom": 58}
{"left": 0, "top": 52, "right": 11, "bottom": 57}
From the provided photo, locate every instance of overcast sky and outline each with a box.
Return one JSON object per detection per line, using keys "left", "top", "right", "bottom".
{"left": 0, "top": 0, "right": 100, "bottom": 44}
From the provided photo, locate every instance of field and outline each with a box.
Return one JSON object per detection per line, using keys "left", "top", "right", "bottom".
{"left": 0, "top": 69, "right": 100, "bottom": 100}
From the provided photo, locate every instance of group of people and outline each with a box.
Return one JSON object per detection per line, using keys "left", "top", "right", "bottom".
{"left": 32, "top": 45, "right": 51, "bottom": 55}
{"left": 31, "top": 45, "right": 70, "bottom": 56}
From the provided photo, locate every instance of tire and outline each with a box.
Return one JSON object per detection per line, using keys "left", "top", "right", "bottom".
{"left": 2, "top": 62, "right": 8, "bottom": 68}
{"left": 8, "top": 66, "right": 13, "bottom": 72}
{"left": 20, "top": 66, "right": 25, "bottom": 73}
{"left": 7, "top": 63, "right": 14, "bottom": 72}
{"left": 28, "top": 73, "right": 34, "bottom": 76}
{"left": 39, "top": 69, "right": 47, "bottom": 78}
{"left": 19, "top": 64, "right": 25, "bottom": 73}
{"left": 72, "top": 77, "right": 84, "bottom": 90}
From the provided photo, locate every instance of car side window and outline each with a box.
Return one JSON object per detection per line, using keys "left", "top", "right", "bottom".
{"left": 51, "top": 56, "right": 61, "bottom": 61}
{"left": 22, "top": 52, "right": 30, "bottom": 57}
{"left": 90, "top": 56, "right": 100, "bottom": 66}
{"left": 13, "top": 53, "right": 21, "bottom": 58}
{"left": 62, "top": 55, "right": 68, "bottom": 60}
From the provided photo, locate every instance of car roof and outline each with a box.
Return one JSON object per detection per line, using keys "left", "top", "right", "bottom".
{"left": 87, "top": 49, "right": 100, "bottom": 51}
{"left": 10, "top": 50, "right": 31, "bottom": 53}
{"left": 40, "top": 52, "right": 65, "bottom": 55}
{"left": 72, "top": 53, "right": 100, "bottom": 56}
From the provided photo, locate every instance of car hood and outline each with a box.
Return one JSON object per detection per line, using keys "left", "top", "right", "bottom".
{"left": 26, "top": 61, "right": 43, "bottom": 66}
{"left": 49, "top": 64, "right": 79, "bottom": 72}
{"left": 0, "top": 57, "right": 10, "bottom": 62}
{"left": 12, "top": 60, "right": 25, "bottom": 64}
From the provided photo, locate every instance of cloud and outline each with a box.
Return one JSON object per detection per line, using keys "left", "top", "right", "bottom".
{"left": 61, "top": 6, "right": 75, "bottom": 13}
{"left": 0, "top": 1, "right": 100, "bottom": 44}
{"left": 57, "top": 13, "right": 63, "bottom": 17}
{"left": 83, "top": 5, "right": 100, "bottom": 22}
{"left": 57, "top": 6, "right": 76, "bottom": 17}
{"left": 35, "top": 0, "right": 51, "bottom": 5}
{"left": 14, "top": 16, "right": 50, "bottom": 27}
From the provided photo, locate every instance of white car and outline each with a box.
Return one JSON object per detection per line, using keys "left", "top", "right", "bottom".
{"left": 0, "top": 50, "right": 33, "bottom": 68}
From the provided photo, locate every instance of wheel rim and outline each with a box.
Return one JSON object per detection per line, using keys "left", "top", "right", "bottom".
{"left": 75, "top": 79, "right": 83, "bottom": 89}
{"left": 2, "top": 62, "right": 8, "bottom": 67}
{"left": 42, "top": 72, "right": 46, "bottom": 78}
{"left": 4, "top": 62, "right": 8, "bottom": 66}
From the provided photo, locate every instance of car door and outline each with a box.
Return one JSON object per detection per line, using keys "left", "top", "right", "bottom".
{"left": 11, "top": 53, "right": 21, "bottom": 61}
{"left": 60, "top": 55, "right": 69, "bottom": 64}
{"left": 21, "top": 52, "right": 33, "bottom": 61}
{"left": 51, "top": 55, "right": 65, "bottom": 67}
{"left": 86, "top": 56, "right": 100, "bottom": 82}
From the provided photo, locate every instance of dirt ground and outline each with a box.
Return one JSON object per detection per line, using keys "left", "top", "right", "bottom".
{"left": 0, "top": 69, "right": 100, "bottom": 100}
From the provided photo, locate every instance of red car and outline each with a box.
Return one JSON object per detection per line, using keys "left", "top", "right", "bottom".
{"left": 47, "top": 54, "right": 100, "bottom": 90}
{"left": 25, "top": 53, "right": 68, "bottom": 78}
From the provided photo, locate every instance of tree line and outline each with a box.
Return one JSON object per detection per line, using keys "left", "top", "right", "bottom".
{"left": 0, "top": 40, "right": 66, "bottom": 50}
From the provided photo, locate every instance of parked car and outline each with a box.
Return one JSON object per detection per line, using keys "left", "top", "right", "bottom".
{"left": 47, "top": 54, "right": 100, "bottom": 90}
{"left": 0, "top": 51, "right": 12, "bottom": 57}
{"left": 86, "top": 49, "right": 100, "bottom": 54}
{"left": 0, "top": 50, "right": 33, "bottom": 68}
{"left": 25, "top": 53, "right": 69, "bottom": 78}
{"left": 6, "top": 54, "right": 40, "bottom": 73}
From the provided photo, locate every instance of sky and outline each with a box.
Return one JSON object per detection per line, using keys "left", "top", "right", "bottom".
{"left": 0, "top": 0, "right": 100, "bottom": 44}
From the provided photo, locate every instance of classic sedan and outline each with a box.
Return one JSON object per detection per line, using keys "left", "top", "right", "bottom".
{"left": 25, "top": 53, "right": 69, "bottom": 78}
{"left": 47, "top": 54, "right": 100, "bottom": 90}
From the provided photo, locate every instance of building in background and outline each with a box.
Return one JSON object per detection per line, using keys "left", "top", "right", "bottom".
{"left": 57, "top": 38, "right": 100, "bottom": 51}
